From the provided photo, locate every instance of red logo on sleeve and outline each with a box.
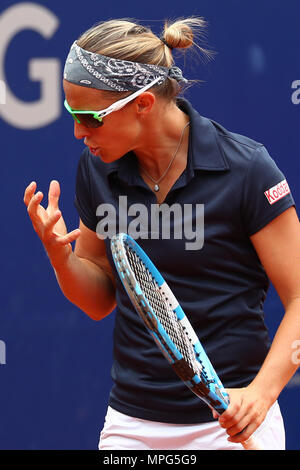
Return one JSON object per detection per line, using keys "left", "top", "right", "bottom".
{"left": 264, "top": 179, "right": 291, "bottom": 205}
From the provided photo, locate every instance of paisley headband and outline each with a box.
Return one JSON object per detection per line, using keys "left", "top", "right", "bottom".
{"left": 64, "top": 41, "right": 188, "bottom": 92}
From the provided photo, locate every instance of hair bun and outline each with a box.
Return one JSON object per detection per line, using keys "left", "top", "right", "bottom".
{"left": 163, "top": 19, "right": 195, "bottom": 50}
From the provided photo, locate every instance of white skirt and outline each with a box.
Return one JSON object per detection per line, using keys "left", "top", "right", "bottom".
{"left": 98, "top": 401, "right": 285, "bottom": 450}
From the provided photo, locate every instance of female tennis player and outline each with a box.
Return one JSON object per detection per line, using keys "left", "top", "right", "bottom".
{"left": 24, "top": 17, "right": 300, "bottom": 450}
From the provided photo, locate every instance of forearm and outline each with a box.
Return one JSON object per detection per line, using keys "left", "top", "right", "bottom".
{"left": 51, "top": 250, "right": 116, "bottom": 321}
{"left": 250, "top": 298, "right": 300, "bottom": 403}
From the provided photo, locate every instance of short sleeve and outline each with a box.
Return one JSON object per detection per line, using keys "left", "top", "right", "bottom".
{"left": 74, "top": 149, "right": 97, "bottom": 231}
{"left": 241, "top": 146, "right": 295, "bottom": 236}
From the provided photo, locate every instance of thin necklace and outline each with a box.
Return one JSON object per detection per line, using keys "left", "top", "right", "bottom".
{"left": 139, "top": 121, "right": 190, "bottom": 192}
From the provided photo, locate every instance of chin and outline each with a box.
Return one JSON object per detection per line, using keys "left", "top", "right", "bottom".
{"left": 99, "top": 150, "right": 125, "bottom": 164}
{"left": 98, "top": 154, "right": 115, "bottom": 164}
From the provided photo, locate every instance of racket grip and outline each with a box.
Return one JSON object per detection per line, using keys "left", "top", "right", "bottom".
{"left": 242, "top": 436, "right": 264, "bottom": 450}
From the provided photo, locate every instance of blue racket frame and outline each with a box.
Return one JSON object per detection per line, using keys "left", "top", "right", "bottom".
{"left": 111, "top": 233, "right": 230, "bottom": 415}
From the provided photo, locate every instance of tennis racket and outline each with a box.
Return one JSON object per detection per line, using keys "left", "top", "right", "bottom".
{"left": 110, "top": 233, "right": 263, "bottom": 450}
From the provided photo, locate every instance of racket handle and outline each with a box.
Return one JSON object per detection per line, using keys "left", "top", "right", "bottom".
{"left": 242, "top": 436, "right": 264, "bottom": 450}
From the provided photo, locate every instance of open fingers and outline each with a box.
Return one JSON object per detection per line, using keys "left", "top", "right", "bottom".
{"left": 26, "top": 190, "right": 45, "bottom": 224}
{"left": 24, "top": 180, "right": 81, "bottom": 249}
{"left": 43, "top": 209, "right": 80, "bottom": 243}
{"left": 47, "top": 180, "right": 60, "bottom": 214}
{"left": 23, "top": 181, "right": 37, "bottom": 207}
{"left": 43, "top": 209, "right": 63, "bottom": 239}
{"left": 53, "top": 228, "right": 81, "bottom": 245}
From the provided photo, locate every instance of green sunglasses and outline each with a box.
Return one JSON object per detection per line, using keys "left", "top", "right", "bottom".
{"left": 64, "top": 99, "right": 104, "bottom": 128}
{"left": 64, "top": 77, "right": 161, "bottom": 128}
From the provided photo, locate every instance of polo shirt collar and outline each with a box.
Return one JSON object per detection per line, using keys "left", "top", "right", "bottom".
{"left": 104, "top": 97, "right": 230, "bottom": 184}
{"left": 179, "top": 98, "right": 230, "bottom": 172}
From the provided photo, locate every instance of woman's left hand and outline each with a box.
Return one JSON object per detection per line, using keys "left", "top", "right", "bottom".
{"left": 213, "top": 385, "right": 273, "bottom": 444}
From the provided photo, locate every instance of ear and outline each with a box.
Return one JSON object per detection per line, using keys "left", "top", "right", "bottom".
{"left": 134, "top": 91, "right": 156, "bottom": 116}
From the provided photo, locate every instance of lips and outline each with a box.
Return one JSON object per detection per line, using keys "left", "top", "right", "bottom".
{"left": 88, "top": 146, "right": 100, "bottom": 156}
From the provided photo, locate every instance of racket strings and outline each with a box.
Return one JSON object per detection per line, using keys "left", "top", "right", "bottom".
{"left": 125, "top": 243, "right": 200, "bottom": 375}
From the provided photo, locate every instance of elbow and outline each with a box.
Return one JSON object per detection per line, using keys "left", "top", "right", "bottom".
{"left": 86, "top": 299, "right": 117, "bottom": 321}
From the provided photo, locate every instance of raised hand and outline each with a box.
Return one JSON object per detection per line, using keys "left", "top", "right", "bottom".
{"left": 24, "top": 180, "right": 81, "bottom": 267}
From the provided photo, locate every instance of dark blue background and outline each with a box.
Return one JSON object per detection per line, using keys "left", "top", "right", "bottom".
{"left": 0, "top": 0, "right": 299, "bottom": 449}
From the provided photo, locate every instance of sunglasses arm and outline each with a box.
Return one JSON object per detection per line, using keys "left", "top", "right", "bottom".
{"left": 94, "top": 76, "right": 161, "bottom": 119}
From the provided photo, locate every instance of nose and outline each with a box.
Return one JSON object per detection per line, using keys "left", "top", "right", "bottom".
{"left": 74, "top": 121, "right": 90, "bottom": 140}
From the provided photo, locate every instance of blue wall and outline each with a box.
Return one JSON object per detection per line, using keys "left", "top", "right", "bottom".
{"left": 0, "top": 0, "right": 299, "bottom": 450}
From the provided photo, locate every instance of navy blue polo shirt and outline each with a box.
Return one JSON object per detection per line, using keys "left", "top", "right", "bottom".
{"left": 74, "top": 98, "right": 295, "bottom": 424}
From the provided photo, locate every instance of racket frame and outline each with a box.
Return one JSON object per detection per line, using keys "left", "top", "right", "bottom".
{"left": 110, "top": 233, "right": 263, "bottom": 451}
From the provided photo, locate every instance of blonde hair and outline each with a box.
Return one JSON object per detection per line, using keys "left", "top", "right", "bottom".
{"left": 77, "top": 17, "right": 213, "bottom": 101}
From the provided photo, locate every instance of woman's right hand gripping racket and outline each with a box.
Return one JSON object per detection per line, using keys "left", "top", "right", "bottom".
{"left": 111, "top": 233, "right": 263, "bottom": 450}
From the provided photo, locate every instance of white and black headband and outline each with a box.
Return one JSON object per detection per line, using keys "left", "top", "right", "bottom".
{"left": 64, "top": 41, "right": 188, "bottom": 92}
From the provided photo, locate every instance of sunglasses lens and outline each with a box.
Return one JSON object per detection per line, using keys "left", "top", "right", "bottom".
{"left": 74, "top": 114, "right": 103, "bottom": 128}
